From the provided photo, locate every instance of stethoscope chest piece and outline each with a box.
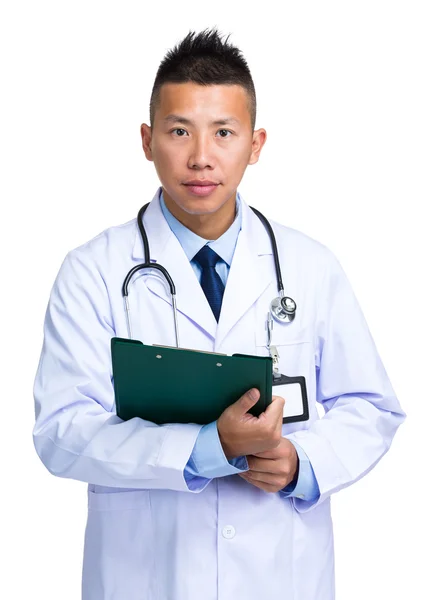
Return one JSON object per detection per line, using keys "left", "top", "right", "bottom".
{"left": 125, "top": 199, "right": 298, "bottom": 346}
{"left": 270, "top": 295, "right": 297, "bottom": 323}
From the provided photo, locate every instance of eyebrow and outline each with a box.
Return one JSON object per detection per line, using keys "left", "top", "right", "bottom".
{"left": 162, "top": 114, "right": 241, "bottom": 126}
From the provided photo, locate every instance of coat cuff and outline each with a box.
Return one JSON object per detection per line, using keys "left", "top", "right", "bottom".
{"left": 184, "top": 421, "right": 249, "bottom": 487}
{"left": 279, "top": 439, "right": 320, "bottom": 502}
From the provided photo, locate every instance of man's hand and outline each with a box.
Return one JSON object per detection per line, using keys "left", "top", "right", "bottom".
{"left": 238, "top": 437, "right": 299, "bottom": 494}
{"left": 217, "top": 390, "right": 285, "bottom": 459}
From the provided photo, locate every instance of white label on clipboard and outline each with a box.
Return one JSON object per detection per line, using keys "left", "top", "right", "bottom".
{"left": 273, "top": 382, "right": 304, "bottom": 419}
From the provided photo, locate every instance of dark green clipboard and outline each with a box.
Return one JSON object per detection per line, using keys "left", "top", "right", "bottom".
{"left": 111, "top": 337, "right": 273, "bottom": 425}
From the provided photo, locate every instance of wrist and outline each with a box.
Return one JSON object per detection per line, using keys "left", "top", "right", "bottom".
{"left": 220, "top": 439, "right": 235, "bottom": 461}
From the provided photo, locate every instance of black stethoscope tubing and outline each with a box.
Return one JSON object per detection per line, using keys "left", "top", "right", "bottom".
{"left": 122, "top": 201, "right": 296, "bottom": 346}
{"left": 123, "top": 203, "right": 284, "bottom": 297}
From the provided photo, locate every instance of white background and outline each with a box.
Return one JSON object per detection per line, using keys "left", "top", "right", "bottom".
{"left": 1, "top": 1, "right": 432, "bottom": 598}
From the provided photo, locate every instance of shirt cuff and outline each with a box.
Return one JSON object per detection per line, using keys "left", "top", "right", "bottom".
{"left": 279, "top": 439, "right": 320, "bottom": 502}
{"left": 184, "top": 421, "right": 249, "bottom": 480}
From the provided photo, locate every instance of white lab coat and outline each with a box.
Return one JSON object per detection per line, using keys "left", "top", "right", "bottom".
{"left": 33, "top": 187, "right": 405, "bottom": 600}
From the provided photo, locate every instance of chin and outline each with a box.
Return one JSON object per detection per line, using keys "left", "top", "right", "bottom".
{"left": 180, "top": 201, "right": 224, "bottom": 216}
{"left": 175, "top": 188, "right": 230, "bottom": 216}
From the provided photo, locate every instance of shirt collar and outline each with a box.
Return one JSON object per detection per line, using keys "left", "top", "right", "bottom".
{"left": 159, "top": 187, "right": 242, "bottom": 266}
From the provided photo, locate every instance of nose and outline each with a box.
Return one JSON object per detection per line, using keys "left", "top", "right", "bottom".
{"left": 187, "top": 133, "right": 215, "bottom": 170}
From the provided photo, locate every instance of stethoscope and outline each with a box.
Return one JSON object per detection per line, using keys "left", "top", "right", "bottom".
{"left": 122, "top": 202, "right": 297, "bottom": 371}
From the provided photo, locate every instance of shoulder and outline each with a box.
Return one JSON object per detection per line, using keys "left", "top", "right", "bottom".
{"left": 265, "top": 216, "right": 340, "bottom": 270}
{"left": 59, "top": 217, "right": 137, "bottom": 274}
{"left": 54, "top": 217, "right": 137, "bottom": 286}
{"left": 69, "top": 217, "right": 136, "bottom": 260}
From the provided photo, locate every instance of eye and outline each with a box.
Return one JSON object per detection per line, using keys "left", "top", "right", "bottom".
{"left": 171, "top": 128, "right": 188, "bottom": 136}
{"left": 217, "top": 129, "right": 232, "bottom": 138}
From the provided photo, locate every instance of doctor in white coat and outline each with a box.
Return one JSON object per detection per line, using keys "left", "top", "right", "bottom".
{"left": 33, "top": 29, "right": 406, "bottom": 600}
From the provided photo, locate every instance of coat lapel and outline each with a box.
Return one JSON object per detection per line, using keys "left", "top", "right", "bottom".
{"left": 131, "top": 190, "right": 217, "bottom": 339}
{"left": 215, "top": 199, "right": 274, "bottom": 348}
{"left": 131, "top": 188, "right": 274, "bottom": 347}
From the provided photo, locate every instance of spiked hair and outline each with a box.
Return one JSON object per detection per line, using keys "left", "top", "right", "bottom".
{"left": 149, "top": 28, "right": 256, "bottom": 130}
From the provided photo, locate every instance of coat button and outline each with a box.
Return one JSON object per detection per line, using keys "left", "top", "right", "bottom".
{"left": 222, "top": 525, "right": 236, "bottom": 539}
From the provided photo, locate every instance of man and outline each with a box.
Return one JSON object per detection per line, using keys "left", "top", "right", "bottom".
{"left": 33, "top": 28, "right": 406, "bottom": 600}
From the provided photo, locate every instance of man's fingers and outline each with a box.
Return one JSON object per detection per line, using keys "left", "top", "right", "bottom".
{"left": 240, "top": 471, "right": 287, "bottom": 493}
{"left": 270, "top": 394, "right": 285, "bottom": 407}
{"left": 252, "top": 447, "right": 280, "bottom": 459}
{"left": 243, "top": 471, "right": 279, "bottom": 484}
{"left": 264, "top": 395, "right": 285, "bottom": 417}
{"left": 246, "top": 456, "right": 280, "bottom": 472}
{"left": 252, "top": 439, "right": 284, "bottom": 459}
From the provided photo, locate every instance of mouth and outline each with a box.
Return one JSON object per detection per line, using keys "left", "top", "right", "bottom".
{"left": 182, "top": 181, "right": 220, "bottom": 197}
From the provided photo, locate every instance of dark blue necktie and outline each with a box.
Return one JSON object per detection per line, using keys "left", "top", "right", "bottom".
{"left": 193, "top": 245, "right": 225, "bottom": 321}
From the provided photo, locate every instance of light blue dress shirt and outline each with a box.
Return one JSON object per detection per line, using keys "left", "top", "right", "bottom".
{"left": 159, "top": 188, "right": 320, "bottom": 502}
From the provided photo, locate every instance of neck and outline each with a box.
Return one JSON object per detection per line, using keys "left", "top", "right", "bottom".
{"left": 162, "top": 190, "right": 237, "bottom": 240}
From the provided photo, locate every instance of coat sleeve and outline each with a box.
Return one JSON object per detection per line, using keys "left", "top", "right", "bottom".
{"left": 286, "top": 247, "right": 406, "bottom": 512}
{"left": 33, "top": 248, "right": 205, "bottom": 492}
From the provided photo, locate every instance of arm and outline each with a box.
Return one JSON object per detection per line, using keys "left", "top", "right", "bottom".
{"left": 184, "top": 421, "right": 249, "bottom": 490}
{"left": 285, "top": 248, "right": 406, "bottom": 512}
{"left": 278, "top": 441, "right": 320, "bottom": 502}
{"left": 33, "top": 249, "right": 206, "bottom": 493}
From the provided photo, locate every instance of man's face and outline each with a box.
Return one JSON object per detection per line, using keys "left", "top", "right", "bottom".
{"left": 140, "top": 82, "right": 266, "bottom": 216}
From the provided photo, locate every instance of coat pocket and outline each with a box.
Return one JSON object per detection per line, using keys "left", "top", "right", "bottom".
{"left": 87, "top": 488, "right": 151, "bottom": 511}
{"left": 83, "top": 489, "right": 155, "bottom": 600}
{"left": 255, "top": 337, "right": 318, "bottom": 434}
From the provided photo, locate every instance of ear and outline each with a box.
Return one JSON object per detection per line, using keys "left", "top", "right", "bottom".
{"left": 248, "top": 128, "right": 267, "bottom": 166}
{"left": 140, "top": 123, "right": 153, "bottom": 161}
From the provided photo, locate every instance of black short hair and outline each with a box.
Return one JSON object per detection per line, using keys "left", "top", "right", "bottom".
{"left": 150, "top": 27, "right": 256, "bottom": 131}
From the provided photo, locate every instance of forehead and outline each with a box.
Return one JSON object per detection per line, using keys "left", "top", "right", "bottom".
{"left": 155, "top": 82, "right": 251, "bottom": 124}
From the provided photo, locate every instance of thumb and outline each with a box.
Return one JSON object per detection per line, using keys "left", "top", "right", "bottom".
{"left": 235, "top": 388, "right": 261, "bottom": 415}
